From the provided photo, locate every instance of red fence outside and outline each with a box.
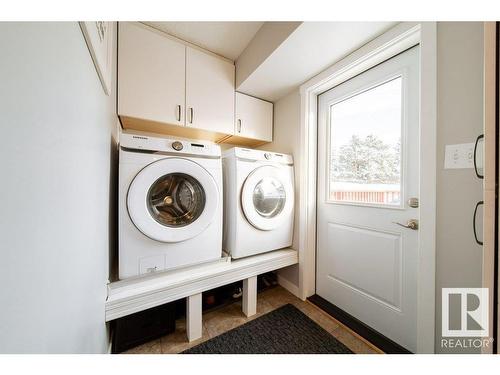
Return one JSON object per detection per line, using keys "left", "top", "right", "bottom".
{"left": 331, "top": 190, "right": 400, "bottom": 204}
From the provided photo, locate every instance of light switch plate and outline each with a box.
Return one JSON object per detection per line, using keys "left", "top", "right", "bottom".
{"left": 444, "top": 143, "right": 475, "bottom": 169}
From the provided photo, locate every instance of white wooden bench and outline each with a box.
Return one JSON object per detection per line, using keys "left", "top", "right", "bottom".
{"left": 106, "top": 248, "right": 298, "bottom": 341}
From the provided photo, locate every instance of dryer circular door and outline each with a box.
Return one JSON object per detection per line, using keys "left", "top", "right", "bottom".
{"left": 241, "top": 165, "right": 294, "bottom": 231}
{"left": 127, "top": 158, "right": 219, "bottom": 242}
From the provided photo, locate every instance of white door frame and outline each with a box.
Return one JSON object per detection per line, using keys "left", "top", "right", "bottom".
{"left": 298, "top": 22, "right": 437, "bottom": 353}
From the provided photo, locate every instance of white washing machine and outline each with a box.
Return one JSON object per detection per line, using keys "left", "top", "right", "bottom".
{"left": 222, "top": 147, "right": 294, "bottom": 259}
{"left": 119, "top": 132, "right": 223, "bottom": 280}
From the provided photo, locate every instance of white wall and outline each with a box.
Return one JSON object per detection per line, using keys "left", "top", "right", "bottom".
{"left": 435, "top": 22, "right": 484, "bottom": 353}
{"left": 258, "top": 89, "right": 301, "bottom": 287}
{"left": 0, "top": 22, "right": 118, "bottom": 353}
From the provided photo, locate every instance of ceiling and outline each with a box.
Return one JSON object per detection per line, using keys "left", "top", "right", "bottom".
{"left": 236, "top": 22, "right": 398, "bottom": 101}
{"left": 144, "top": 22, "right": 264, "bottom": 61}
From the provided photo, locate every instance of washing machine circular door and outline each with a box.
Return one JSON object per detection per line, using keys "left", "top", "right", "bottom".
{"left": 241, "top": 165, "right": 294, "bottom": 231}
{"left": 127, "top": 158, "right": 219, "bottom": 243}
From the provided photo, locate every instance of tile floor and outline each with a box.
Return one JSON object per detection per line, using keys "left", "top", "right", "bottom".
{"left": 123, "top": 286, "right": 382, "bottom": 354}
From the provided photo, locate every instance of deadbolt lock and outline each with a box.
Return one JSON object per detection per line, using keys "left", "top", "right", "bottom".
{"left": 407, "top": 197, "right": 419, "bottom": 208}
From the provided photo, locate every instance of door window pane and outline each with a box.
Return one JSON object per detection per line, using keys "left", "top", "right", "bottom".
{"left": 147, "top": 173, "right": 205, "bottom": 227}
{"left": 329, "top": 77, "right": 402, "bottom": 206}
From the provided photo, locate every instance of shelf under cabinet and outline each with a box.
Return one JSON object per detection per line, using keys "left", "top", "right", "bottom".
{"left": 119, "top": 115, "right": 271, "bottom": 149}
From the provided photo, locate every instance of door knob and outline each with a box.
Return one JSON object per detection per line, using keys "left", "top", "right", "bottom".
{"left": 393, "top": 219, "right": 419, "bottom": 230}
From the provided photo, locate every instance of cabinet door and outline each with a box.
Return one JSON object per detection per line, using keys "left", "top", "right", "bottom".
{"left": 186, "top": 47, "right": 235, "bottom": 134}
{"left": 235, "top": 92, "right": 273, "bottom": 142}
{"left": 118, "top": 22, "right": 185, "bottom": 126}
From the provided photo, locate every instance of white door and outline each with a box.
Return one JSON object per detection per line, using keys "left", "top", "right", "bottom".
{"left": 118, "top": 22, "right": 186, "bottom": 126}
{"left": 235, "top": 92, "right": 273, "bottom": 142}
{"left": 316, "top": 46, "right": 420, "bottom": 352}
{"left": 186, "top": 47, "right": 235, "bottom": 134}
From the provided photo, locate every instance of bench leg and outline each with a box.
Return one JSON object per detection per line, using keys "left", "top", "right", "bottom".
{"left": 242, "top": 276, "right": 257, "bottom": 317}
{"left": 186, "top": 293, "right": 202, "bottom": 342}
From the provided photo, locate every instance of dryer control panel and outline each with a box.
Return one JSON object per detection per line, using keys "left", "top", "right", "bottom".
{"left": 224, "top": 147, "right": 293, "bottom": 165}
{"left": 120, "top": 132, "right": 221, "bottom": 157}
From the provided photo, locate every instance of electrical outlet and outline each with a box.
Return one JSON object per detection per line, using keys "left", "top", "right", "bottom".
{"left": 444, "top": 143, "right": 475, "bottom": 169}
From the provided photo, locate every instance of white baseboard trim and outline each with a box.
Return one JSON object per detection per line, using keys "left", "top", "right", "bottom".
{"left": 277, "top": 274, "right": 300, "bottom": 299}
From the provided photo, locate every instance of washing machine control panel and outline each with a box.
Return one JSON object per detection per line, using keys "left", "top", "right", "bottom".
{"left": 120, "top": 132, "right": 221, "bottom": 157}
{"left": 167, "top": 140, "right": 220, "bottom": 157}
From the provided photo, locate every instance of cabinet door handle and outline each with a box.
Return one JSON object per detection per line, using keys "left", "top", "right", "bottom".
{"left": 473, "top": 134, "right": 484, "bottom": 179}
{"left": 189, "top": 108, "right": 194, "bottom": 124}
{"left": 473, "top": 200, "right": 484, "bottom": 245}
{"left": 237, "top": 119, "right": 242, "bottom": 133}
{"left": 176, "top": 105, "right": 181, "bottom": 122}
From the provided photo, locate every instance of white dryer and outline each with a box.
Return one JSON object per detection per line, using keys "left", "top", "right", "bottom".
{"left": 119, "top": 132, "right": 222, "bottom": 280}
{"left": 222, "top": 147, "right": 294, "bottom": 259}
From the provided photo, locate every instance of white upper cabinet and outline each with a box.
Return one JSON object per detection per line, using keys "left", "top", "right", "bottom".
{"left": 118, "top": 22, "right": 185, "bottom": 126}
{"left": 235, "top": 92, "right": 273, "bottom": 142}
{"left": 118, "top": 23, "right": 276, "bottom": 147}
{"left": 186, "top": 47, "right": 235, "bottom": 135}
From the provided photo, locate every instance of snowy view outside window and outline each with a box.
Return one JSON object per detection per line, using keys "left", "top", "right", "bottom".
{"left": 329, "top": 77, "right": 403, "bottom": 206}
